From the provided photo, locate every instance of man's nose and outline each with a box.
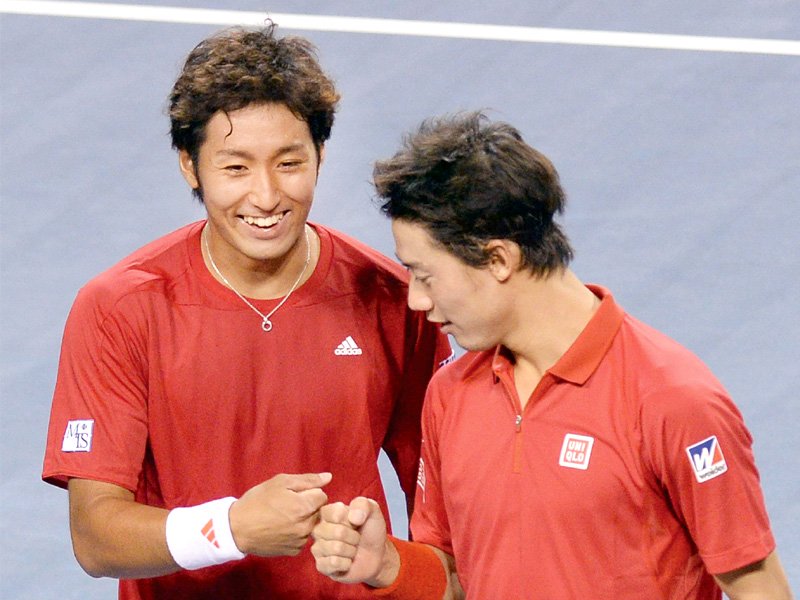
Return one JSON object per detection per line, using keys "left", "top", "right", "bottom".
{"left": 407, "top": 279, "right": 433, "bottom": 313}
{"left": 249, "top": 171, "right": 281, "bottom": 211}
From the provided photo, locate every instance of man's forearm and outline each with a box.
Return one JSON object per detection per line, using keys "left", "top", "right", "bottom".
{"left": 69, "top": 479, "right": 178, "bottom": 579}
{"left": 714, "top": 551, "right": 794, "bottom": 600}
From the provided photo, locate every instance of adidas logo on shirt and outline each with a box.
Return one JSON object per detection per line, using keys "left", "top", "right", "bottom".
{"left": 335, "top": 336, "right": 363, "bottom": 356}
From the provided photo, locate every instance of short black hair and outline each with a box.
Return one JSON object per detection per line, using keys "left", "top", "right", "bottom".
{"left": 374, "top": 111, "right": 573, "bottom": 275}
{"left": 169, "top": 23, "right": 340, "bottom": 161}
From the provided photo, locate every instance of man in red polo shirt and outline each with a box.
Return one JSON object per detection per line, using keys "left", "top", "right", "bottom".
{"left": 311, "top": 112, "right": 794, "bottom": 599}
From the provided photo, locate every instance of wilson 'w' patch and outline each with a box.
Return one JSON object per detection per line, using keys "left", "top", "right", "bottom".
{"left": 686, "top": 435, "right": 727, "bottom": 483}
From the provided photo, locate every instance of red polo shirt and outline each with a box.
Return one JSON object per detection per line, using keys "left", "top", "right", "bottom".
{"left": 411, "top": 285, "right": 774, "bottom": 599}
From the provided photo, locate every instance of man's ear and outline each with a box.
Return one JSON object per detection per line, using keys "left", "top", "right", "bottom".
{"left": 485, "top": 239, "right": 521, "bottom": 283}
{"left": 178, "top": 150, "right": 200, "bottom": 190}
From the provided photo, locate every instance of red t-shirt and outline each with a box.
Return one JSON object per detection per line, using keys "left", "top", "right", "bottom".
{"left": 412, "top": 285, "right": 774, "bottom": 599}
{"left": 42, "top": 221, "right": 452, "bottom": 600}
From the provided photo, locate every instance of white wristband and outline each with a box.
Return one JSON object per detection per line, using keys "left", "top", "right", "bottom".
{"left": 165, "top": 496, "right": 246, "bottom": 570}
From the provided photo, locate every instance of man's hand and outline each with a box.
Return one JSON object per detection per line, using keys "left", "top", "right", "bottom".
{"left": 311, "top": 496, "right": 400, "bottom": 587}
{"left": 229, "top": 472, "right": 332, "bottom": 557}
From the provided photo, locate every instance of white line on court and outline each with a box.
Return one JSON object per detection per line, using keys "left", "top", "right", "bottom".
{"left": 2, "top": 0, "right": 799, "bottom": 56}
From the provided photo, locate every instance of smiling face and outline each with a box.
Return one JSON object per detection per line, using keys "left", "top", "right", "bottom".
{"left": 179, "top": 102, "right": 322, "bottom": 277}
{"left": 392, "top": 219, "right": 510, "bottom": 352}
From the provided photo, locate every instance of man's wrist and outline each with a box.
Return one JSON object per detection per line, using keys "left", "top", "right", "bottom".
{"left": 227, "top": 497, "right": 249, "bottom": 555}
{"left": 165, "top": 497, "right": 246, "bottom": 570}
{"left": 368, "top": 537, "right": 448, "bottom": 599}
{"left": 366, "top": 536, "right": 401, "bottom": 588}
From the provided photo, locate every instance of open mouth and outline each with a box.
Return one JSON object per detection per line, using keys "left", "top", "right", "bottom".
{"left": 241, "top": 213, "right": 285, "bottom": 229}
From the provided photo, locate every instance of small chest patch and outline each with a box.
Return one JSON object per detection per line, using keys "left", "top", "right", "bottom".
{"left": 558, "top": 433, "right": 594, "bottom": 470}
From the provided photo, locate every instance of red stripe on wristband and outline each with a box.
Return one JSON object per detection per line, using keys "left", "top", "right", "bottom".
{"left": 370, "top": 536, "right": 447, "bottom": 599}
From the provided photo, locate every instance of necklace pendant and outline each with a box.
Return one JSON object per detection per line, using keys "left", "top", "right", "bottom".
{"left": 203, "top": 223, "right": 311, "bottom": 334}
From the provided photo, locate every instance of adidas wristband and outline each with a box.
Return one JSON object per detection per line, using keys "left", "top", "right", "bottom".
{"left": 165, "top": 496, "right": 246, "bottom": 570}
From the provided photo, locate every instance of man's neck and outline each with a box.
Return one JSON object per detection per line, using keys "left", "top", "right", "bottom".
{"left": 504, "top": 269, "right": 599, "bottom": 383}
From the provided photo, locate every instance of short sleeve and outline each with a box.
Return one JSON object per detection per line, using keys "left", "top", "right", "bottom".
{"left": 382, "top": 312, "right": 452, "bottom": 519}
{"left": 409, "top": 379, "right": 455, "bottom": 556}
{"left": 641, "top": 378, "right": 775, "bottom": 574}
{"left": 42, "top": 283, "right": 150, "bottom": 491}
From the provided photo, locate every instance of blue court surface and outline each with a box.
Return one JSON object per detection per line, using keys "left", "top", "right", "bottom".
{"left": 1, "top": 1, "right": 798, "bottom": 597}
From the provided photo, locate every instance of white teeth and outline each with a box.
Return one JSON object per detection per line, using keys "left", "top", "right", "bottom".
{"left": 243, "top": 214, "right": 282, "bottom": 228}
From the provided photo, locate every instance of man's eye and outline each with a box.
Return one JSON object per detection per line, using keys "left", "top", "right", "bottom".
{"left": 225, "top": 165, "right": 246, "bottom": 172}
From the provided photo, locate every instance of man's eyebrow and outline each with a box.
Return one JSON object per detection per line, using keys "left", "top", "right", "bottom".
{"left": 213, "top": 148, "right": 252, "bottom": 159}
{"left": 213, "top": 143, "right": 309, "bottom": 159}
{"left": 275, "top": 143, "right": 309, "bottom": 155}
{"left": 395, "top": 255, "right": 420, "bottom": 270}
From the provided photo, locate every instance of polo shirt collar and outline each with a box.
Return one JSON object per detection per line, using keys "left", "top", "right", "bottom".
{"left": 491, "top": 284, "right": 625, "bottom": 386}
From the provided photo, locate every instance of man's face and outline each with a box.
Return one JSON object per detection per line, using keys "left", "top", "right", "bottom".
{"left": 392, "top": 219, "right": 504, "bottom": 352}
{"left": 179, "top": 102, "right": 321, "bottom": 272}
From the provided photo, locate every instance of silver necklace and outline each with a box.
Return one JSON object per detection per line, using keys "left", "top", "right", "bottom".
{"left": 203, "top": 224, "right": 311, "bottom": 332}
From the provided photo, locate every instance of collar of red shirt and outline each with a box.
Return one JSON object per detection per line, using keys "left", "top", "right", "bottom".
{"left": 490, "top": 284, "right": 625, "bottom": 386}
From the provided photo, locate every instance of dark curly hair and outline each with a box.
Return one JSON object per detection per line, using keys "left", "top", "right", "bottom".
{"left": 169, "top": 23, "right": 340, "bottom": 166}
{"left": 373, "top": 111, "right": 573, "bottom": 276}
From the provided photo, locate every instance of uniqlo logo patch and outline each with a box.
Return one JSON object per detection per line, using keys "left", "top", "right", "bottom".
{"left": 686, "top": 435, "right": 727, "bottom": 483}
{"left": 61, "top": 419, "right": 94, "bottom": 452}
{"left": 558, "top": 433, "right": 594, "bottom": 470}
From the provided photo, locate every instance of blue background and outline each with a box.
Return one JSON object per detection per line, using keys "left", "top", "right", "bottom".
{"left": 1, "top": 2, "right": 798, "bottom": 597}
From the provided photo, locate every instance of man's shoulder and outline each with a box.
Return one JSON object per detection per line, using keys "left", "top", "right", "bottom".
{"left": 615, "top": 314, "right": 733, "bottom": 420}
{"left": 617, "top": 313, "right": 716, "bottom": 380}
{"left": 321, "top": 225, "right": 408, "bottom": 287}
{"left": 77, "top": 222, "right": 200, "bottom": 310}
{"left": 430, "top": 349, "right": 493, "bottom": 389}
